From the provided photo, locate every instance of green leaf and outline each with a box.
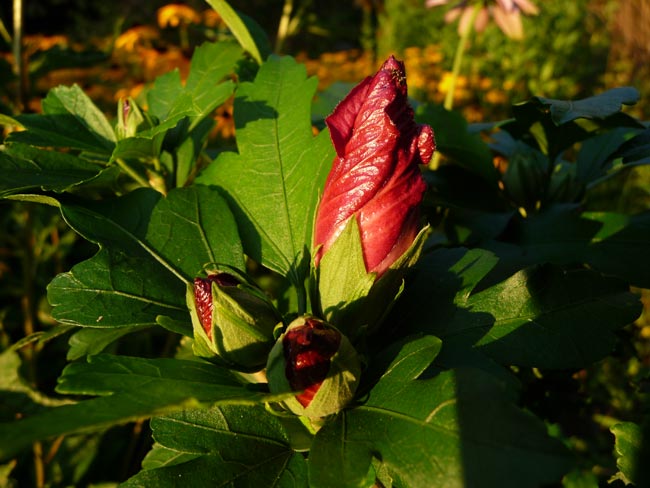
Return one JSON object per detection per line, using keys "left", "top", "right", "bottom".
{"left": 153, "top": 42, "right": 241, "bottom": 130}
{"left": 57, "top": 188, "right": 163, "bottom": 258}
{"left": 147, "top": 70, "right": 183, "bottom": 122}
{"left": 392, "top": 247, "right": 499, "bottom": 332}
{"left": 451, "top": 266, "right": 640, "bottom": 368}
{"left": 489, "top": 209, "right": 650, "bottom": 288}
{"left": 204, "top": 0, "right": 267, "bottom": 64}
{"left": 417, "top": 104, "right": 498, "bottom": 185}
{"left": 124, "top": 405, "right": 308, "bottom": 487}
{"left": 561, "top": 469, "right": 599, "bottom": 488}
{"left": 146, "top": 185, "right": 245, "bottom": 278}
{"left": 506, "top": 89, "right": 643, "bottom": 161}
{"left": 611, "top": 127, "right": 650, "bottom": 165}
{"left": 314, "top": 217, "right": 376, "bottom": 327}
{"left": 47, "top": 248, "right": 187, "bottom": 328}
{"left": 66, "top": 326, "right": 152, "bottom": 360}
{"left": 182, "top": 42, "right": 240, "bottom": 122}
{"left": 10, "top": 84, "right": 116, "bottom": 153}
{"left": 576, "top": 127, "right": 641, "bottom": 184}
{"left": 110, "top": 136, "right": 165, "bottom": 162}
{"left": 519, "top": 87, "right": 640, "bottom": 126}
{"left": 395, "top": 248, "right": 641, "bottom": 369}
{"left": 53, "top": 185, "right": 243, "bottom": 282}
{"left": 47, "top": 186, "right": 243, "bottom": 332}
{"left": 0, "top": 143, "right": 113, "bottom": 197}
{"left": 0, "top": 354, "right": 272, "bottom": 461}
{"left": 0, "top": 349, "right": 71, "bottom": 423}
{"left": 197, "top": 55, "right": 334, "bottom": 287}
{"left": 611, "top": 422, "right": 649, "bottom": 486}
{"left": 309, "top": 336, "right": 571, "bottom": 488}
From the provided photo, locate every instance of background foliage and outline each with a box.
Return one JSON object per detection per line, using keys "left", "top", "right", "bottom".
{"left": 0, "top": 1, "right": 649, "bottom": 487}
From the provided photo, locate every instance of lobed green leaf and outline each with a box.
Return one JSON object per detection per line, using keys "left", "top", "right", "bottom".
{"left": 197, "top": 55, "right": 334, "bottom": 288}
{"left": 309, "top": 336, "right": 571, "bottom": 488}
{"left": 124, "top": 405, "right": 307, "bottom": 487}
{"left": 0, "top": 355, "right": 273, "bottom": 461}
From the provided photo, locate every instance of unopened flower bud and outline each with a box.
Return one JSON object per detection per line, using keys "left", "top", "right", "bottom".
{"left": 311, "top": 56, "right": 433, "bottom": 335}
{"left": 187, "top": 270, "right": 282, "bottom": 372}
{"left": 501, "top": 143, "right": 548, "bottom": 211}
{"left": 314, "top": 55, "right": 434, "bottom": 278}
{"left": 116, "top": 97, "right": 149, "bottom": 139}
{"left": 266, "top": 316, "right": 361, "bottom": 419}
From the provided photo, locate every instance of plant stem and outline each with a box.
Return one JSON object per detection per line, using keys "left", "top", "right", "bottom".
{"left": 296, "top": 280, "right": 307, "bottom": 315}
{"left": 275, "top": 0, "right": 294, "bottom": 53}
{"left": 19, "top": 204, "right": 45, "bottom": 487}
{"left": 13, "top": 0, "right": 27, "bottom": 111}
{"left": 115, "top": 158, "right": 152, "bottom": 189}
{"left": 444, "top": 4, "right": 479, "bottom": 111}
{"left": 430, "top": 4, "right": 480, "bottom": 169}
{"left": 0, "top": 17, "right": 11, "bottom": 44}
{"left": 33, "top": 442, "right": 45, "bottom": 488}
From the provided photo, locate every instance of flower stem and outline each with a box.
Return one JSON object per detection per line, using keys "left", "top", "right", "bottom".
{"left": 430, "top": 4, "right": 480, "bottom": 169}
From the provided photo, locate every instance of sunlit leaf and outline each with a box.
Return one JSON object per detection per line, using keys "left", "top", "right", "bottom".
{"left": 197, "top": 55, "right": 333, "bottom": 288}
{"left": 393, "top": 248, "right": 641, "bottom": 369}
{"left": 309, "top": 336, "right": 571, "bottom": 488}
{"left": 48, "top": 248, "right": 187, "bottom": 328}
{"left": 10, "top": 85, "right": 116, "bottom": 154}
{"left": 124, "top": 405, "right": 307, "bottom": 487}
{"left": 203, "top": 0, "right": 268, "bottom": 64}
{"left": 611, "top": 422, "right": 650, "bottom": 486}
{"left": 48, "top": 186, "right": 243, "bottom": 330}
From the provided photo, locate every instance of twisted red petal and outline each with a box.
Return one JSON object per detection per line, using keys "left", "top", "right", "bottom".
{"left": 283, "top": 318, "right": 341, "bottom": 407}
{"left": 314, "top": 56, "right": 435, "bottom": 276}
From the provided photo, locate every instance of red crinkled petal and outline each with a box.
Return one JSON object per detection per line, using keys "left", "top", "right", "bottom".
{"left": 314, "top": 56, "right": 434, "bottom": 276}
{"left": 193, "top": 277, "right": 214, "bottom": 339}
{"left": 283, "top": 319, "right": 341, "bottom": 408}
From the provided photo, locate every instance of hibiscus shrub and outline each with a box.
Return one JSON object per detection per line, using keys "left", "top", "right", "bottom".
{"left": 1, "top": 1, "right": 649, "bottom": 487}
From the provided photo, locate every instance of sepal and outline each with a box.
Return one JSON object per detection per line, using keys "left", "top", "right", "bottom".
{"left": 116, "top": 97, "right": 154, "bottom": 140}
{"left": 312, "top": 217, "right": 430, "bottom": 338}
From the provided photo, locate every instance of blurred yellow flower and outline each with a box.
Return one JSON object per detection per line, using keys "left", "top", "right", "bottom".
{"left": 157, "top": 4, "right": 201, "bottom": 29}
{"left": 202, "top": 9, "right": 224, "bottom": 28}
{"left": 115, "top": 26, "right": 159, "bottom": 52}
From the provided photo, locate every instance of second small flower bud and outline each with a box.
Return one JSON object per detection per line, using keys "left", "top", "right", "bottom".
{"left": 187, "top": 270, "right": 282, "bottom": 372}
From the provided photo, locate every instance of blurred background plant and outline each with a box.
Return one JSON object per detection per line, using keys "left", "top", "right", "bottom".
{"left": 1, "top": 0, "right": 649, "bottom": 486}
{"left": 2, "top": 0, "right": 648, "bottom": 122}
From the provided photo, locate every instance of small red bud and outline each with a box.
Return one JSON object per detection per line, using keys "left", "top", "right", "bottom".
{"left": 193, "top": 273, "right": 240, "bottom": 339}
{"left": 283, "top": 318, "right": 341, "bottom": 407}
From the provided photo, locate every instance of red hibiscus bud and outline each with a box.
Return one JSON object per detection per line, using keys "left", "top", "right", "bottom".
{"left": 283, "top": 317, "right": 341, "bottom": 407}
{"left": 266, "top": 316, "right": 361, "bottom": 419}
{"left": 314, "top": 55, "right": 435, "bottom": 278}
{"left": 187, "top": 270, "right": 281, "bottom": 372}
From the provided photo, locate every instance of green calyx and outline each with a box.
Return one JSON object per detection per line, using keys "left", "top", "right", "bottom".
{"left": 187, "top": 270, "right": 282, "bottom": 372}
{"left": 312, "top": 216, "right": 430, "bottom": 339}
{"left": 116, "top": 97, "right": 154, "bottom": 140}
